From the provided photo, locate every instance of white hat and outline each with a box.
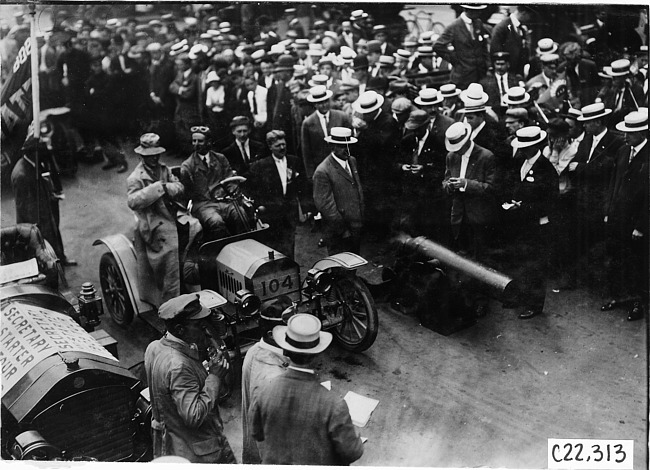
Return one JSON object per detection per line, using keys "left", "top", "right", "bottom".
{"left": 308, "top": 74, "right": 330, "bottom": 87}
{"left": 206, "top": 70, "right": 220, "bottom": 83}
{"left": 414, "top": 88, "right": 443, "bottom": 106}
{"left": 459, "top": 83, "right": 489, "bottom": 110}
{"left": 445, "top": 122, "right": 473, "bottom": 152}
{"left": 461, "top": 4, "right": 488, "bottom": 9}
{"left": 353, "top": 90, "right": 385, "bottom": 114}
{"left": 536, "top": 38, "right": 558, "bottom": 55}
{"left": 324, "top": 126, "right": 358, "bottom": 144}
{"left": 616, "top": 109, "right": 648, "bottom": 132}
{"left": 307, "top": 85, "right": 333, "bottom": 103}
{"left": 603, "top": 59, "right": 631, "bottom": 77}
{"left": 503, "top": 86, "right": 531, "bottom": 105}
{"left": 188, "top": 44, "right": 208, "bottom": 59}
{"left": 439, "top": 83, "right": 461, "bottom": 98}
{"left": 393, "top": 49, "right": 412, "bottom": 61}
{"left": 577, "top": 102, "right": 612, "bottom": 121}
{"left": 511, "top": 126, "right": 548, "bottom": 149}
{"left": 272, "top": 314, "right": 332, "bottom": 354}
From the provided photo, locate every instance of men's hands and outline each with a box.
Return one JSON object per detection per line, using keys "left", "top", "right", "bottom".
{"left": 448, "top": 177, "right": 466, "bottom": 190}
{"left": 207, "top": 350, "right": 230, "bottom": 379}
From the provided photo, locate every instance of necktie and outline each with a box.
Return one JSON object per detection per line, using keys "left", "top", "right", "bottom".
{"left": 252, "top": 92, "right": 258, "bottom": 115}
{"left": 412, "top": 141, "right": 420, "bottom": 165}
{"left": 345, "top": 161, "right": 352, "bottom": 177}
{"left": 499, "top": 75, "right": 505, "bottom": 96}
{"left": 615, "top": 89, "right": 624, "bottom": 112}
{"left": 587, "top": 136, "right": 597, "bottom": 163}
{"left": 241, "top": 142, "right": 249, "bottom": 163}
{"left": 629, "top": 147, "right": 636, "bottom": 164}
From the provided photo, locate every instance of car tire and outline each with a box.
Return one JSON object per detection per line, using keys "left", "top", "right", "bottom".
{"left": 99, "top": 252, "right": 135, "bottom": 327}
{"left": 330, "top": 275, "right": 378, "bottom": 352}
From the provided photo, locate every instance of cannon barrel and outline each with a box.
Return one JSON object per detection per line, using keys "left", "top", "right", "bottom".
{"left": 394, "top": 233, "right": 518, "bottom": 300}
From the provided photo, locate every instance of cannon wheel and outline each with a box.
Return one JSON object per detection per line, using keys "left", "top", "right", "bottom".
{"left": 330, "top": 275, "right": 378, "bottom": 352}
{"left": 99, "top": 252, "right": 135, "bottom": 327}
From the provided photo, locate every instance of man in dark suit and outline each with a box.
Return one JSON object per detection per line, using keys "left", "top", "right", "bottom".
{"left": 503, "top": 126, "right": 559, "bottom": 319}
{"left": 433, "top": 4, "right": 491, "bottom": 89}
{"left": 146, "top": 42, "right": 176, "bottom": 150}
{"left": 222, "top": 116, "right": 265, "bottom": 177}
{"left": 596, "top": 59, "right": 645, "bottom": 125}
{"left": 300, "top": 85, "right": 352, "bottom": 180}
{"left": 602, "top": 110, "right": 648, "bottom": 321}
{"left": 266, "top": 55, "right": 296, "bottom": 154}
{"left": 565, "top": 102, "right": 623, "bottom": 264}
{"left": 313, "top": 127, "right": 364, "bottom": 255}
{"left": 558, "top": 42, "right": 599, "bottom": 107}
{"left": 480, "top": 52, "right": 524, "bottom": 113}
{"left": 248, "top": 130, "right": 306, "bottom": 259}
{"left": 250, "top": 314, "right": 363, "bottom": 465}
{"left": 489, "top": 6, "right": 533, "bottom": 77}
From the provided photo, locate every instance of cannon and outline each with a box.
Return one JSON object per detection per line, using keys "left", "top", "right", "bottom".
{"left": 385, "top": 234, "right": 519, "bottom": 335}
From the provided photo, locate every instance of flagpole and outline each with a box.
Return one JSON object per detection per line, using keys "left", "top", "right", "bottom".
{"left": 29, "top": 2, "right": 41, "bottom": 227}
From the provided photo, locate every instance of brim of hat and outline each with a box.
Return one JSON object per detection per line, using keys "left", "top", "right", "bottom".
{"left": 536, "top": 45, "right": 558, "bottom": 55}
{"left": 404, "top": 119, "right": 431, "bottom": 130}
{"left": 272, "top": 325, "right": 333, "bottom": 354}
{"left": 324, "top": 136, "right": 358, "bottom": 144}
{"left": 460, "top": 90, "right": 489, "bottom": 105}
{"left": 440, "top": 90, "right": 461, "bottom": 98}
{"left": 307, "top": 90, "right": 334, "bottom": 102}
{"left": 135, "top": 146, "right": 166, "bottom": 155}
{"left": 273, "top": 66, "right": 294, "bottom": 72}
{"left": 457, "top": 105, "right": 487, "bottom": 114}
{"left": 352, "top": 94, "right": 385, "bottom": 113}
{"left": 577, "top": 109, "right": 612, "bottom": 121}
{"left": 511, "top": 130, "right": 548, "bottom": 149}
{"left": 186, "top": 304, "right": 211, "bottom": 320}
{"left": 503, "top": 93, "right": 531, "bottom": 105}
{"left": 616, "top": 121, "right": 648, "bottom": 132}
{"left": 603, "top": 66, "right": 628, "bottom": 77}
{"left": 414, "top": 96, "right": 443, "bottom": 106}
{"left": 445, "top": 123, "right": 472, "bottom": 152}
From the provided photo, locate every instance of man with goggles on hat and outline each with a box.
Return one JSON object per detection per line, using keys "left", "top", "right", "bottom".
{"left": 145, "top": 293, "right": 236, "bottom": 463}
{"left": 180, "top": 126, "right": 250, "bottom": 241}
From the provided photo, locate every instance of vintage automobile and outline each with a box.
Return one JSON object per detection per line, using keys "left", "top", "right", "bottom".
{"left": 0, "top": 224, "right": 152, "bottom": 461}
{"left": 94, "top": 176, "right": 379, "bottom": 367}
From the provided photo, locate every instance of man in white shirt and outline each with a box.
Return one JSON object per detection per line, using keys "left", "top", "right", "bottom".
{"left": 244, "top": 75, "right": 268, "bottom": 138}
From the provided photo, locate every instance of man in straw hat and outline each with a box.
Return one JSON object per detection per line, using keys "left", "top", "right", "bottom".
{"left": 504, "top": 126, "right": 558, "bottom": 319}
{"left": 566, "top": 101, "right": 623, "bottom": 266}
{"left": 433, "top": 4, "right": 491, "bottom": 89}
{"left": 250, "top": 314, "right": 363, "bottom": 465}
{"left": 596, "top": 58, "right": 645, "bottom": 124}
{"left": 301, "top": 85, "right": 351, "bottom": 180}
{"left": 145, "top": 293, "right": 235, "bottom": 463}
{"left": 128, "top": 133, "right": 201, "bottom": 303}
{"left": 602, "top": 109, "right": 648, "bottom": 321}
{"left": 313, "top": 127, "right": 364, "bottom": 255}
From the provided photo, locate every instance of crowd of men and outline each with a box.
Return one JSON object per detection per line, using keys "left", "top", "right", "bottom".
{"left": 4, "top": 3, "right": 648, "bottom": 466}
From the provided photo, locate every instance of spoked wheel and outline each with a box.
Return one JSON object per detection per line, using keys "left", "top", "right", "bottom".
{"left": 330, "top": 275, "right": 378, "bottom": 352}
{"left": 99, "top": 252, "right": 135, "bottom": 327}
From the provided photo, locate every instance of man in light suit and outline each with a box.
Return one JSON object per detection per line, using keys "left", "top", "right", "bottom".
{"left": 313, "top": 127, "right": 364, "bottom": 255}
{"left": 433, "top": 4, "right": 491, "bottom": 89}
{"left": 300, "top": 85, "right": 352, "bottom": 181}
{"left": 248, "top": 130, "right": 306, "bottom": 259}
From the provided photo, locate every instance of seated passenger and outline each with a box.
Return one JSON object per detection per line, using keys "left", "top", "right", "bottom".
{"left": 180, "top": 126, "right": 250, "bottom": 240}
{"left": 127, "top": 133, "right": 201, "bottom": 304}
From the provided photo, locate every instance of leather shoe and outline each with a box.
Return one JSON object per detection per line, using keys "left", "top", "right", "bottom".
{"left": 117, "top": 163, "right": 128, "bottom": 173}
{"left": 102, "top": 162, "right": 117, "bottom": 170}
{"left": 627, "top": 302, "right": 644, "bottom": 321}
{"left": 601, "top": 299, "right": 619, "bottom": 311}
{"left": 475, "top": 305, "right": 489, "bottom": 318}
{"left": 518, "top": 309, "right": 541, "bottom": 320}
{"left": 62, "top": 257, "right": 78, "bottom": 267}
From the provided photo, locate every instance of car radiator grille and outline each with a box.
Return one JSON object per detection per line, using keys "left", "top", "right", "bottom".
{"left": 32, "top": 385, "right": 136, "bottom": 461}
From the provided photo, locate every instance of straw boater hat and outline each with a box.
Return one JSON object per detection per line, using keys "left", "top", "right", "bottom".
{"left": 307, "top": 85, "right": 333, "bottom": 103}
{"left": 188, "top": 44, "right": 208, "bottom": 60}
{"left": 416, "top": 45, "right": 434, "bottom": 57}
{"left": 414, "top": 88, "right": 443, "bottom": 106}
{"left": 324, "top": 126, "right": 358, "bottom": 145}
{"left": 445, "top": 122, "right": 473, "bottom": 152}
{"left": 603, "top": 59, "right": 632, "bottom": 77}
{"left": 536, "top": 38, "right": 558, "bottom": 55}
{"left": 135, "top": 133, "right": 166, "bottom": 155}
{"left": 439, "top": 83, "right": 461, "bottom": 98}
{"left": 378, "top": 55, "right": 396, "bottom": 68}
{"left": 616, "top": 110, "right": 648, "bottom": 132}
{"left": 503, "top": 86, "right": 531, "bottom": 105}
{"left": 459, "top": 83, "right": 488, "bottom": 112}
{"left": 308, "top": 74, "right": 330, "bottom": 87}
{"left": 273, "top": 313, "right": 332, "bottom": 354}
{"left": 511, "top": 126, "right": 547, "bottom": 149}
{"left": 394, "top": 49, "right": 412, "bottom": 61}
{"left": 577, "top": 102, "right": 612, "bottom": 121}
{"left": 353, "top": 90, "right": 385, "bottom": 114}
{"left": 293, "top": 64, "right": 308, "bottom": 78}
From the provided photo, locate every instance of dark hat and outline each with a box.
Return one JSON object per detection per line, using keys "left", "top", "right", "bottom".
{"left": 353, "top": 55, "right": 369, "bottom": 70}
{"left": 367, "top": 40, "right": 382, "bottom": 54}
{"left": 404, "top": 109, "right": 431, "bottom": 130}
{"left": 388, "top": 79, "right": 409, "bottom": 95}
{"left": 273, "top": 54, "right": 295, "bottom": 72}
{"left": 492, "top": 51, "right": 510, "bottom": 62}
{"left": 366, "top": 76, "right": 388, "bottom": 94}
{"left": 158, "top": 293, "right": 210, "bottom": 321}
{"left": 547, "top": 117, "right": 570, "bottom": 134}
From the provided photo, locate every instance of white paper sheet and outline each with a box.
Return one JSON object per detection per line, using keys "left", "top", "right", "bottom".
{"left": 343, "top": 391, "right": 379, "bottom": 428}
{"left": 0, "top": 258, "right": 39, "bottom": 284}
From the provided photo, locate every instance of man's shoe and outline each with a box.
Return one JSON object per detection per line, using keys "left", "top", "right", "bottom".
{"left": 62, "top": 258, "right": 78, "bottom": 267}
{"left": 601, "top": 299, "right": 619, "bottom": 311}
{"left": 518, "top": 309, "right": 541, "bottom": 319}
{"left": 102, "top": 162, "right": 117, "bottom": 170}
{"left": 117, "top": 163, "right": 128, "bottom": 173}
{"left": 475, "top": 305, "right": 489, "bottom": 318}
{"left": 627, "top": 302, "right": 644, "bottom": 321}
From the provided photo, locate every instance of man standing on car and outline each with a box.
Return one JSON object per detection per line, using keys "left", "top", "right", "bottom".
{"left": 145, "top": 293, "right": 236, "bottom": 463}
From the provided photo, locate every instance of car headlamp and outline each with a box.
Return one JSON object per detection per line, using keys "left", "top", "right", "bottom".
{"left": 306, "top": 268, "right": 333, "bottom": 294}
{"left": 235, "top": 289, "right": 261, "bottom": 318}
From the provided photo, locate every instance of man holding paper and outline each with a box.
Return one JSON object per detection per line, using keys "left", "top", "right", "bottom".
{"left": 250, "top": 314, "right": 364, "bottom": 465}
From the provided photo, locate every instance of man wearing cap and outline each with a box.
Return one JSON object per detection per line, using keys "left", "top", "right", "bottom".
{"left": 313, "top": 127, "right": 364, "bottom": 255}
{"left": 339, "top": 78, "right": 361, "bottom": 119}
{"left": 489, "top": 6, "right": 533, "bottom": 77}
{"left": 241, "top": 296, "right": 291, "bottom": 464}
{"left": 391, "top": 97, "right": 415, "bottom": 135}
{"left": 267, "top": 54, "right": 296, "bottom": 154}
{"left": 565, "top": 102, "right": 623, "bottom": 265}
{"left": 147, "top": 42, "right": 176, "bottom": 150}
{"left": 602, "top": 110, "right": 648, "bottom": 321}
{"left": 504, "top": 108, "right": 528, "bottom": 149}
{"left": 222, "top": 116, "right": 265, "bottom": 177}
{"left": 352, "top": 55, "right": 370, "bottom": 93}
{"left": 525, "top": 53, "right": 563, "bottom": 97}
{"left": 373, "top": 24, "right": 397, "bottom": 56}
{"left": 248, "top": 130, "right": 307, "bottom": 258}
{"left": 250, "top": 314, "right": 363, "bottom": 465}
{"left": 169, "top": 52, "right": 200, "bottom": 156}
{"left": 366, "top": 40, "right": 383, "bottom": 77}
{"left": 433, "top": 5, "right": 491, "bottom": 89}
{"left": 180, "top": 127, "right": 248, "bottom": 241}
{"left": 128, "top": 133, "right": 200, "bottom": 303}
{"left": 301, "top": 85, "right": 352, "bottom": 180}
{"left": 145, "top": 293, "right": 235, "bottom": 463}
{"left": 480, "top": 52, "right": 524, "bottom": 112}
{"left": 596, "top": 59, "right": 645, "bottom": 124}
{"left": 503, "top": 126, "right": 559, "bottom": 319}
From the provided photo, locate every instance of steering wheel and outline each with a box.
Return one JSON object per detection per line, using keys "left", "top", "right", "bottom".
{"left": 215, "top": 175, "right": 248, "bottom": 198}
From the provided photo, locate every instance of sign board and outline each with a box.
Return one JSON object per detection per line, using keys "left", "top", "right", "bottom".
{"left": 1, "top": 302, "right": 117, "bottom": 395}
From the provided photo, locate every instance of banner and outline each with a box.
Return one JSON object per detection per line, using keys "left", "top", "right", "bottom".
{"left": 0, "top": 35, "right": 33, "bottom": 175}
{"left": 1, "top": 301, "right": 118, "bottom": 395}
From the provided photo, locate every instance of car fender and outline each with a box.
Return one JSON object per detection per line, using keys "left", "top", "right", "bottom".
{"left": 311, "top": 252, "right": 368, "bottom": 272}
{"left": 93, "top": 234, "right": 148, "bottom": 316}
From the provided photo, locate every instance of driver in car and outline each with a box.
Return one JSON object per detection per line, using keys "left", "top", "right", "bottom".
{"left": 180, "top": 126, "right": 249, "bottom": 241}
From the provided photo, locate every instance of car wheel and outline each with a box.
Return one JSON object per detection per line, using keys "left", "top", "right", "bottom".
{"left": 330, "top": 275, "right": 378, "bottom": 352}
{"left": 99, "top": 252, "right": 135, "bottom": 327}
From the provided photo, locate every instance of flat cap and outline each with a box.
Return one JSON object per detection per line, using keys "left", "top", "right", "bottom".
{"left": 158, "top": 293, "right": 210, "bottom": 321}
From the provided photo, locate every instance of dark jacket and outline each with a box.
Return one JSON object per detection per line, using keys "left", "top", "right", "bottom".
{"left": 510, "top": 153, "right": 559, "bottom": 226}
{"left": 489, "top": 17, "right": 529, "bottom": 77}
{"left": 222, "top": 139, "right": 265, "bottom": 177}
{"left": 300, "top": 109, "right": 351, "bottom": 178}
{"left": 180, "top": 150, "right": 234, "bottom": 211}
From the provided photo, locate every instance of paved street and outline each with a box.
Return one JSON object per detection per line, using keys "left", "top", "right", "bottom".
{"left": 1, "top": 145, "right": 646, "bottom": 468}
